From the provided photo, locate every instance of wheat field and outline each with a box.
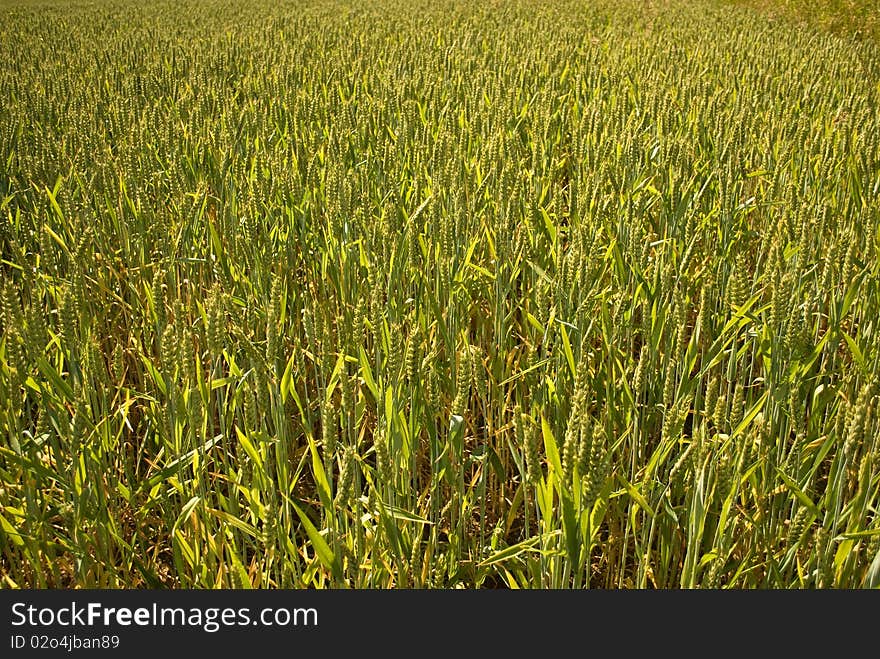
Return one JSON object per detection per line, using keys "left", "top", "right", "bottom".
{"left": 1, "top": 0, "right": 879, "bottom": 588}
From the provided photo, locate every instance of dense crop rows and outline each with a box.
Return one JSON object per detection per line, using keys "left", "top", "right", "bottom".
{"left": 731, "top": 0, "right": 880, "bottom": 42}
{"left": 1, "top": 0, "right": 879, "bottom": 588}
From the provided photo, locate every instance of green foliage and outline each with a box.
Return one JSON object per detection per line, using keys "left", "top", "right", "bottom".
{"left": 728, "top": 0, "right": 880, "bottom": 42}
{"left": 1, "top": 0, "right": 879, "bottom": 588}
